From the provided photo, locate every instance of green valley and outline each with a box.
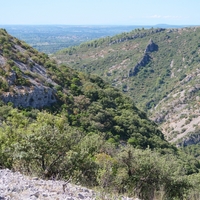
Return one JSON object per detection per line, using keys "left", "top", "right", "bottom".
{"left": 55, "top": 26, "right": 200, "bottom": 146}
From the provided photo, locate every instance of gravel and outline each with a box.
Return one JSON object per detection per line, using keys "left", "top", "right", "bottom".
{"left": 0, "top": 169, "right": 136, "bottom": 200}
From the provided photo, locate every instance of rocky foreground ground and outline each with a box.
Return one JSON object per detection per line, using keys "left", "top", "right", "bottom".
{"left": 0, "top": 169, "right": 137, "bottom": 200}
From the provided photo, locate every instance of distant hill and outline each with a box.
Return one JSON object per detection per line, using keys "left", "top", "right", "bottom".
{"left": 55, "top": 26, "right": 200, "bottom": 145}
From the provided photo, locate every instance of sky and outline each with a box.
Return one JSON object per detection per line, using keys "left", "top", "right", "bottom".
{"left": 0, "top": 0, "right": 200, "bottom": 25}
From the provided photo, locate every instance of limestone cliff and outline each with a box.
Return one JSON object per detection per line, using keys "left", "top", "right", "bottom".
{"left": 0, "top": 29, "right": 58, "bottom": 108}
{"left": 1, "top": 86, "right": 56, "bottom": 108}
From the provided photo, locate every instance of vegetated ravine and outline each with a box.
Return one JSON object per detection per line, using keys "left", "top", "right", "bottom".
{"left": 55, "top": 26, "right": 200, "bottom": 147}
{"left": 0, "top": 28, "right": 200, "bottom": 200}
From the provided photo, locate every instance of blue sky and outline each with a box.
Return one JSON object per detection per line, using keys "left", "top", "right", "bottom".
{"left": 1, "top": 0, "right": 199, "bottom": 25}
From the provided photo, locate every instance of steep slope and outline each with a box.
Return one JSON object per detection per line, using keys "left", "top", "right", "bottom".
{"left": 0, "top": 28, "right": 170, "bottom": 149}
{"left": 55, "top": 26, "right": 200, "bottom": 145}
{"left": 0, "top": 29, "right": 58, "bottom": 108}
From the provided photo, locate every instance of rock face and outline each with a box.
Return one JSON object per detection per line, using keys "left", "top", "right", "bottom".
{"left": 177, "top": 134, "right": 200, "bottom": 147}
{"left": 1, "top": 86, "right": 56, "bottom": 108}
{"left": 0, "top": 29, "right": 59, "bottom": 109}
{"left": 0, "top": 54, "right": 6, "bottom": 66}
{"left": 144, "top": 39, "right": 158, "bottom": 53}
{"left": 128, "top": 54, "right": 151, "bottom": 76}
{"left": 6, "top": 71, "right": 17, "bottom": 86}
{"left": 129, "top": 39, "right": 158, "bottom": 77}
{"left": 0, "top": 56, "right": 58, "bottom": 108}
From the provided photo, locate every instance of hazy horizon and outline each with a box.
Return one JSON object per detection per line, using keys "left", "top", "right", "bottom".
{"left": 1, "top": 0, "right": 200, "bottom": 26}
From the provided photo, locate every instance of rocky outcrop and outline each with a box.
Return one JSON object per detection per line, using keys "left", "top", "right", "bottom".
{"left": 177, "top": 133, "right": 200, "bottom": 147}
{"left": 6, "top": 71, "right": 17, "bottom": 86}
{"left": 0, "top": 29, "right": 60, "bottom": 109}
{"left": 0, "top": 50, "right": 58, "bottom": 108}
{"left": 129, "top": 39, "right": 158, "bottom": 77}
{"left": 129, "top": 54, "right": 151, "bottom": 76}
{"left": 1, "top": 86, "right": 56, "bottom": 108}
{"left": 144, "top": 39, "right": 158, "bottom": 53}
{"left": 0, "top": 54, "right": 6, "bottom": 66}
